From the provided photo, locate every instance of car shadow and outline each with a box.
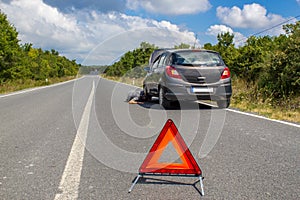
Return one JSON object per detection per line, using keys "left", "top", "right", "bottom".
{"left": 138, "top": 99, "right": 218, "bottom": 110}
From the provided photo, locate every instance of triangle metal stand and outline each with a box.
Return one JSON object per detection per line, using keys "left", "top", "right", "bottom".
{"left": 128, "top": 173, "right": 204, "bottom": 196}
{"left": 128, "top": 174, "right": 142, "bottom": 193}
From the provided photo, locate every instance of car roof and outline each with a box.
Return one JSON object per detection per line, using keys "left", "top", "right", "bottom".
{"left": 164, "top": 49, "right": 219, "bottom": 54}
{"left": 149, "top": 48, "right": 220, "bottom": 64}
{"left": 149, "top": 48, "right": 172, "bottom": 63}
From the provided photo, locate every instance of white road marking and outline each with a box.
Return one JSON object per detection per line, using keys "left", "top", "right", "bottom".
{"left": 197, "top": 100, "right": 300, "bottom": 128}
{"left": 227, "top": 108, "right": 300, "bottom": 128}
{"left": 54, "top": 81, "right": 95, "bottom": 200}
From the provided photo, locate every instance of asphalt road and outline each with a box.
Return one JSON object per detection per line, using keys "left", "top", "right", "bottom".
{"left": 0, "top": 76, "right": 299, "bottom": 200}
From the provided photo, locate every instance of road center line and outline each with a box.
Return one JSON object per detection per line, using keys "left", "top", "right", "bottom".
{"left": 54, "top": 80, "right": 95, "bottom": 200}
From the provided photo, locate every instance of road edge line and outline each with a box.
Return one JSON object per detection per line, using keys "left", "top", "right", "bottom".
{"left": 227, "top": 108, "right": 300, "bottom": 128}
{"left": 0, "top": 76, "right": 84, "bottom": 99}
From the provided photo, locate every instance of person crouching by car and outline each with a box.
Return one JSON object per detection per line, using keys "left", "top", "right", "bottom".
{"left": 126, "top": 89, "right": 147, "bottom": 104}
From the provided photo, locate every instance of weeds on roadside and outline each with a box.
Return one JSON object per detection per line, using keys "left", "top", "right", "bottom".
{"left": 231, "top": 78, "right": 299, "bottom": 123}
{"left": 0, "top": 76, "right": 76, "bottom": 94}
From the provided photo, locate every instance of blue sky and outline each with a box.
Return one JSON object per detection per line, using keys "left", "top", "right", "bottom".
{"left": 0, "top": 0, "right": 299, "bottom": 65}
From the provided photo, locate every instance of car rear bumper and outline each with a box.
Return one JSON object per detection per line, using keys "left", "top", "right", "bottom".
{"left": 163, "top": 81, "right": 232, "bottom": 101}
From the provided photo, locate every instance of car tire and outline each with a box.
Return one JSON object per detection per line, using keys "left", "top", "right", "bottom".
{"left": 159, "top": 87, "right": 171, "bottom": 109}
{"left": 143, "top": 86, "right": 152, "bottom": 101}
{"left": 217, "top": 99, "right": 230, "bottom": 109}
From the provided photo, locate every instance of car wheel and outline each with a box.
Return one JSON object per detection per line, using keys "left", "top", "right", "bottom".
{"left": 143, "top": 86, "right": 152, "bottom": 101}
{"left": 217, "top": 99, "right": 230, "bottom": 109}
{"left": 159, "top": 87, "right": 171, "bottom": 109}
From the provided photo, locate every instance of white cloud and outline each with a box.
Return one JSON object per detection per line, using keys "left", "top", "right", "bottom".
{"left": 126, "top": 0, "right": 211, "bottom": 15}
{"left": 217, "top": 3, "right": 286, "bottom": 29}
{"left": 297, "top": 0, "right": 300, "bottom": 5}
{"left": 0, "top": 0, "right": 198, "bottom": 65}
{"left": 43, "top": 0, "right": 125, "bottom": 12}
{"left": 206, "top": 25, "right": 246, "bottom": 46}
{"left": 0, "top": 0, "right": 90, "bottom": 51}
{"left": 207, "top": 25, "right": 233, "bottom": 35}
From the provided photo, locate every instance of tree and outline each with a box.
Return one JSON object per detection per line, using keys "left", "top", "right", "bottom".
{"left": 0, "top": 10, "right": 79, "bottom": 86}
{"left": 174, "top": 43, "right": 191, "bottom": 49}
{"left": 217, "top": 32, "right": 234, "bottom": 48}
{"left": 105, "top": 42, "right": 157, "bottom": 77}
{"left": 0, "top": 11, "right": 22, "bottom": 81}
{"left": 259, "top": 21, "right": 300, "bottom": 98}
{"left": 203, "top": 43, "right": 213, "bottom": 50}
{"left": 21, "top": 43, "right": 32, "bottom": 52}
{"left": 214, "top": 32, "right": 239, "bottom": 75}
{"left": 140, "top": 42, "right": 156, "bottom": 50}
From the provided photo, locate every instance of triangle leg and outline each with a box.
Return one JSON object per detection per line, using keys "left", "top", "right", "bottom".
{"left": 199, "top": 176, "right": 204, "bottom": 196}
{"left": 128, "top": 174, "right": 142, "bottom": 193}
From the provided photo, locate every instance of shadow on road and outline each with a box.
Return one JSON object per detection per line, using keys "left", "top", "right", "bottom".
{"left": 130, "top": 176, "right": 203, "bottom": 196}
{"left": 138, "top": 99, "right": 218, "bottom": 111}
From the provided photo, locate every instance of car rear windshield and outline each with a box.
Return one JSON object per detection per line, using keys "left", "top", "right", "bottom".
{"left": 171, "top": 51, "right": 224, "bottom": 66}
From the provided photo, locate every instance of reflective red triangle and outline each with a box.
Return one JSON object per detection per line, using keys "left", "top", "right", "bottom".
{"left": 139, "top": 119, "right": 201, "bottom": 175}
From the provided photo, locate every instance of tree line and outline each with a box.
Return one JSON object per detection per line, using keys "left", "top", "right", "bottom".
{"left": 1, "top": 7, "right": 298, "bottom": 108}
{"left": 0, "top": 11, "right": 79, "bottom": 85}
{"left": 204, "top": 22, "right": 300, "bottom": 102}
{"left": 104, "top": 42, "right": 157, "bottom": 77}
{"left": 104, "top": 21, "right": 299, "bottom": 107}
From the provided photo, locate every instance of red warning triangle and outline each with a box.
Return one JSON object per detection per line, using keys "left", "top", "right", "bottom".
{"left": 139, "top": 119, "right": 201, "bottom": 175}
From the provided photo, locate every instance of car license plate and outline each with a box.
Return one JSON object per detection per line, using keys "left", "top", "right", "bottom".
{"left": 191, "top": 87, "right": 213, "bottom": 93}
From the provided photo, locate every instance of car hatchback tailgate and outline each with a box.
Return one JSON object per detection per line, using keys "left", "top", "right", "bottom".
{"left": 175, "top": 65, "right": 224, "bottom": 84}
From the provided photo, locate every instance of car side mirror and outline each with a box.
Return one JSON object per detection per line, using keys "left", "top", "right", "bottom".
{"left": 144, "top": 66, "right": 150, "bottom": 72}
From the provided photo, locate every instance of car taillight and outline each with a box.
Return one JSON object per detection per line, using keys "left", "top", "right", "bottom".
{"left": 166, "top": 66, "right": 182, "bottom": 79}
{"left": 221, "top": 67, "right": 230, "bottom": 79}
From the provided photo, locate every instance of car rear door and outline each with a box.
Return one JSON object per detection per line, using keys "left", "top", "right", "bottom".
{"left": 144, "top": 55, "right": 164, "bottom": 95}
{"left": 150, "top": 53, "right": 168, "bottom": 95}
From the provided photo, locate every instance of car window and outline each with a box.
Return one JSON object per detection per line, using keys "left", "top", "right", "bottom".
{"left": 165, "top": 54, "right": 172, "bottom": 65}
{"left": 149, "top": 49, "right": 165, "bottom": 64}
{"left": 158, "top": 54, "right": 167, "bottom": 68}
{"left": 172, "top": 51, "right": 224, "bottom": 66}
{"left": 151, "top": 56, "right": 160, "bottom": 70}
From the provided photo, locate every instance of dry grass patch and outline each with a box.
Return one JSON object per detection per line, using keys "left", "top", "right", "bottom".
{"left": 231, "top": 79, "right": 300, "bottom": 123}
{"left": 0, "top": 76, "right": 76, "bottom": 94}
{"left": 102, "top": 75, "right": 145, "bottom": 88}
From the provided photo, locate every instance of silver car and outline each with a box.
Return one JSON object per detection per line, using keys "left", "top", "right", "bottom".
{"left": 143, "top": 49, "right": 232, "bottom": 108}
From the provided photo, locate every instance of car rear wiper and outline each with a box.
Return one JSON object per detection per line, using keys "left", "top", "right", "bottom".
{"left": 178, "top": 63, "right": 194, "bottom": 66}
